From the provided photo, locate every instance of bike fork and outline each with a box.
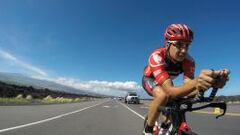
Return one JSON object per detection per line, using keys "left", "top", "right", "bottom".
{"left": 153, "top": 121, "right": 160, "bottom": 135}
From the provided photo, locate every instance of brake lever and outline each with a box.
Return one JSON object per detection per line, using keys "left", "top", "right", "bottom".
{"left": 206, "top": 102, "right": 227, "bottom": 119}
{"left": 215, "top": 102, "right": 227, "bottom": 119}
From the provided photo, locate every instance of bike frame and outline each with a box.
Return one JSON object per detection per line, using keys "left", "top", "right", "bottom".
{"left": 159, "top": 100, "right": 195, "bottom": 135}
{"left": 147, "top": 88, "right": 227, "bottom": 135}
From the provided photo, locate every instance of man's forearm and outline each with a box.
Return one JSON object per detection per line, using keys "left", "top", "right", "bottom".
{"left": 186, "top": 88, "right": 198, "bottom": 97}
{"left": 162, "top": 78, "right": 198, "bottom": 98}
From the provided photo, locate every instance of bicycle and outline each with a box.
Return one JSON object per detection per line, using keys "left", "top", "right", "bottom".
{"left": 143, "top": 87, "right": 227, "bottom": 135}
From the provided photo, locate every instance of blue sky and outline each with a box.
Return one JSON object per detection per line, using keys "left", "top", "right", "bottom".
{"left": 0, "top": 0, "right": 239, "bottom": 97}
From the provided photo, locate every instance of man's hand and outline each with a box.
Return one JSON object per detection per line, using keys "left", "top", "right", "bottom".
{"left": 212, "top": 69, "right": 230, "bottom": 88}
{"left": 197, "top": 69, "right": 230, "bottom": 91}
{"left": 197, "top": 69, "right": 216, "bottom": 91}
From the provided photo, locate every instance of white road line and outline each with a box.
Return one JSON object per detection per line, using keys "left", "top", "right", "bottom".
{"left": 140, "top": 106, "right": 148, "bottom": 109}
{"left": 119, "top": 102, "right": 145, "bottom": 120}
{"left": 0, "top": 100, "right": 109, "bottom": 133}
{"left": 103, "top": 105, "right": 110, "bottom": 108}
{"left": 193, "top": 110, "right": 240, "bottom": 117}
{"left": 119, "top": 101, "right": 240, "bottom": 120}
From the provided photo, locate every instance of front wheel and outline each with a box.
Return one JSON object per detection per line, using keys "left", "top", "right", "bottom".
{"left": 144, "top": 115, "right": 148, "bottom": 128}
{"left": 142, "top": 115, "right": 148, "bottom": 135}
{"left": 175, "top": 129, "right": 198, "bottom": 135}
{"left": 143, "top": 116, "right": 161, "bottom": 135}
{"left": 190, "top": 132, "right": 198, "bottom": 135}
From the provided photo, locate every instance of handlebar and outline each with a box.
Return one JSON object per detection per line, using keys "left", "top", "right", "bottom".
{"left": 158, "top": 101, "right": 227, "bottom": 119}
{"left": 158, "top": 87, "right": 227, "bottom": 119}
{"left": 189, "top": 87, "right": 226, "bottom": 119}
{"left": 191, "top": 87, "right": 219, "bottom": 103}
{"left": 190, "top": 102, "right": 226, "bottom": 119}
{"left": 158, "top": 70, "right": 229, "bottom": 118}
{"left": 192, "top": 69, "right": 223, "bottom": 103}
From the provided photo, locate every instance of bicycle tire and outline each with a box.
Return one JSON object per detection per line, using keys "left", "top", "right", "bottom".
{"left": 190, "top": 132, "right": 198, "bottom": 135}
{"left": 144, "top": 115, "right": 148, "bottom": 125}
{"left": 142, "top": 115, "right": 148, "bottom": 135}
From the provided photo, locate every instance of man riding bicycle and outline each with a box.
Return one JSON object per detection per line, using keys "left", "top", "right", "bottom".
{"left": 142, "top": 23, "right": 229, "bottom": 135}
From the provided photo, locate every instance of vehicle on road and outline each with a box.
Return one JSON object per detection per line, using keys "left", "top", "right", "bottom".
{"left": 118, "top": 96, "right": 123, "bottom": 101}
{"left": 124, "top": 92, "right": 140, "bottom": 104}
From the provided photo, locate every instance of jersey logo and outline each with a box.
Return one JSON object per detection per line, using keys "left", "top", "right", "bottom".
{"left": 153, "top": 54, "right": 162, "bottom": 63}
{"left": 149, "top": 52, "right": 165, "bottom": 67}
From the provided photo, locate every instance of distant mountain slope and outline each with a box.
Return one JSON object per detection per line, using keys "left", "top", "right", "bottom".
{"left": 0, "top": 72, "right": 102, "bottom": 96}
{"left": 0, "top": 81, "right": 86, "bottom": 99}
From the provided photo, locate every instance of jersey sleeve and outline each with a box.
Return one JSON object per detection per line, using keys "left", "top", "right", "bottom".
{"left": 148, "top": 50, "right": 169, "bottom": 85}
{"left": 183, "top": 55, "right": 195, "bottom": 79}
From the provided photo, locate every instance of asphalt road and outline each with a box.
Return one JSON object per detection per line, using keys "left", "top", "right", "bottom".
{"left": 0, "top": 99, "right": 239, "bottom": 135}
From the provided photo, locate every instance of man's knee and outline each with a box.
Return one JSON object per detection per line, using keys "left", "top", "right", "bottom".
{"left": 152, "top": 86, "right": 170, "bottom": 101}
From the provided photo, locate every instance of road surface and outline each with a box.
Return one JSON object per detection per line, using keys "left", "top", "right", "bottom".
{"left": 0, "top": 99, "right": 239, "bottom": 135}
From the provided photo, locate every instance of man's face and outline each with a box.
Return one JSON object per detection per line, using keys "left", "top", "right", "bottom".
{"left": 169, "top": 41, "right": 191, "bottom": 62}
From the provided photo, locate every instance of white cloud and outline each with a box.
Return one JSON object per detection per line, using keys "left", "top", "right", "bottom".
{"left": 0, "top": 49, "right": 142, "bottom": 95}
{"left": 0, "top": 49, "right": 47, "bottom": 76}
{"left": 32, "top": 75, "right": 142, "bottom": 96}
{"left": 44, "top": 76, "right": 141, "bottom": 92}
{"left": 88, "top": 80, "right": 141, "bottom": 91}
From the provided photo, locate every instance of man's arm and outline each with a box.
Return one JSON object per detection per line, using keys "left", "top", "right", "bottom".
{"left": 183, "top": 77, "right": 199, "bottom": 97}
{"left": 160, "top": 69, "right": 221, "bottom": 99}
{"left": 161, "top": 78, "right": 198, "bottom": 99}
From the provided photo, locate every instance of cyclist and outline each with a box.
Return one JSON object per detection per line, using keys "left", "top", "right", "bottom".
{"left": 142, "top": 23, "right": 229, "bottom": 135}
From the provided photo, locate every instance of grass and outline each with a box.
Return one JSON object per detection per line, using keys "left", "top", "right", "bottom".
{"left": 0, "top": 97, "right": 31, "bottom": 104}
{"left": 0, "top": 94, "right": 89, "bottom": 105}
{"left": 41, "top": 95, "right": 88, "bottom": 104}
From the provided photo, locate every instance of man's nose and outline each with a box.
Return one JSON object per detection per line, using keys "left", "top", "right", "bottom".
{"left": 180, "top": 48, "right": 187, "bottom": 53}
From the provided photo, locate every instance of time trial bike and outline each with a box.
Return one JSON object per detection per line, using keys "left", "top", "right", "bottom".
{"left": 143, "top": 87, "right": 227, "bottom": 135}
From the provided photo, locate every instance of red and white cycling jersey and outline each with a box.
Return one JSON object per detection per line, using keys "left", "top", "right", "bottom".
{"left": 144, "top": 47, "right": 195, "bottom": 86}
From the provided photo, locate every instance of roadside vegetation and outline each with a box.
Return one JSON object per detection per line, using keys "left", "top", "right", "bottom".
{"left": 0, "top": 94, "right": 30, "bottom": 104}
{"left": 0, "top": 81, "right": 102, "bottom": 105}
{"left": 0, "top": 94, "right": 90, "bottom": 104}
{"left": 41, "top": 95, "right": 88, "bottom": 104}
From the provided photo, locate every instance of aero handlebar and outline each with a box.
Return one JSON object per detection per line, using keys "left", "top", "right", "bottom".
{"left": 158, "top": 88, "right": 227, "bottom": 119}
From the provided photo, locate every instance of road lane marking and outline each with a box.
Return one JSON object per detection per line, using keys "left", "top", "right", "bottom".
{"left": 119, "top": 102, "right": 240, "bottom": 119}
{"left": 225, "top": 112, "right": 240, "bottom": 116}
{"left": 193, "top": 110, "right": 240, "bottom": 117}
{"left": 119, "top": 102, "right": 145, "bottom": 120}
{"left": 0, "top": 100, "right": 109, "bottom": 133}
{"left": 140, "top": 103, "right": 240, "bottom": 117}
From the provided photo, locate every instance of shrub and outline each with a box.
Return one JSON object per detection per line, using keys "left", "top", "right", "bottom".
{"left": 74, "top": 98, "right": 81, "bottom": 102}
{"left": 43, "top": 95, "right": 53, "bottom": 101}
{"left": 26, "top": 95, "right": 33, "bottom": 100}
{"left": 16, "top": 94, "right": 23, "bottom": 99}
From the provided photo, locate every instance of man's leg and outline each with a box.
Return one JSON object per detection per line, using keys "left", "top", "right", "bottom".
{"left": 146, "top": 86, "right": 170, "bottom": 129}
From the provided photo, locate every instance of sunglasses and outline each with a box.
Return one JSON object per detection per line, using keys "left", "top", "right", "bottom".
{"left": 167, "top": 40, "right": 191, "bottom": 49}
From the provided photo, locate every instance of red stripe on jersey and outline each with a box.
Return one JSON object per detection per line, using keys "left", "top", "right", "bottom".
{"left": 154, "top": 72, "right": 169, "bottom": 85}
{"left": 183, "top": 54, "right": 195, "bottom": 79}
{"left": 144, "top": 66, "right": 151, "bottom": 76}
{"left": 145, "top": 48, "right": 170, "bottom": 85}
